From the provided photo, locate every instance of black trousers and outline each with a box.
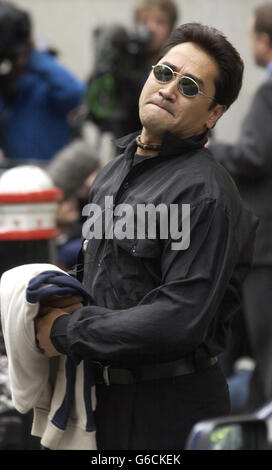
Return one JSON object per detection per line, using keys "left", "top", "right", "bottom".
{"left": 94, "top": 362, "right": 230, "bottom": 450}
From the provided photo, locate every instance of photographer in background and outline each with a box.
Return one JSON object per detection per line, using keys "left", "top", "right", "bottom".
{"left": 87, "top": 0, "right": 178, "bottom": 139}
{"left": 134, "top": 0, "right": 178, "bottom": 65}
{"left": 0, "top": 1, "right": 86, "bottom": 165}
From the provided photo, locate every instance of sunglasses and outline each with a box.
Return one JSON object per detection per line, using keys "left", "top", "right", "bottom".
{"left": 152, "top": 64, "right": 215, "bottom": 101}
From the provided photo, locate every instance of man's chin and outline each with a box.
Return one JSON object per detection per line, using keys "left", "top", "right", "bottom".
{"left": 140, "top": 119, "right": 167, "bottom": 136}
{"left": 140, "top": 110, "right": 171, "bottom": 133}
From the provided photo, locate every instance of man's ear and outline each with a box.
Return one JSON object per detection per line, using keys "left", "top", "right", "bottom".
{"left": 206, "top": 104, "right": 227, "bottom": 129}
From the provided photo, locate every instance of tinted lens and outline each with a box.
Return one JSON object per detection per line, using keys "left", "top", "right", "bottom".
{"left": 153, "top": 65, "right": 173, "bottom": 83}
{"left": 179, "top": 76, "right": 199, "bottom": 97}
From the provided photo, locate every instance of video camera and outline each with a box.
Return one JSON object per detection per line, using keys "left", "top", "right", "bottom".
{"left": 86, "top": 24, "right": 153, "bottom": 135}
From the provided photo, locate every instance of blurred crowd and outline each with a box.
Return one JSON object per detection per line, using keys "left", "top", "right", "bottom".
{"left": 0, "top": 0, "right": 179, "bottom": 273}
{"left": 0, "top": 0, "right": 272, "bottom": 448}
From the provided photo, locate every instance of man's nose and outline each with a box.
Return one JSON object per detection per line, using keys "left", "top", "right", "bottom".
{"left": 158, "top": 79, "right": 178, "bottom": 102}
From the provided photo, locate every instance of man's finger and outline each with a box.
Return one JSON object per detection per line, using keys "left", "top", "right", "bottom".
{"left": 39, "top": 302, "right": 83, "bottom": 317}
{"left": 39, "top": 294, "right": 84, "bottom": 309}
{"left": 62, "top": 302, "right": 84, "bottom": 314}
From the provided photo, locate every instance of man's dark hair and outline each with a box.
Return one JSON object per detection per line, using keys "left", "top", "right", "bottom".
{"left": 161, "top": 22, "right": 244, "bottom": 109}
{"left": 0, "top": 1, "right": 31, "bottom": 63}
{"left": 254, "top": 3, "right": 272, "bottom": 41}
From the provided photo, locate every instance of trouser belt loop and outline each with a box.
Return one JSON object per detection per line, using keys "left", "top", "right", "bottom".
{"left": 103, "top": 365, "right": 111, "bottom": 386}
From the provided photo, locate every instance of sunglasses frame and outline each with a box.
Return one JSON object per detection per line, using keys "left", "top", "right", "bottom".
{"left": 151, "top": 64, "right": 216, "bottom": 101}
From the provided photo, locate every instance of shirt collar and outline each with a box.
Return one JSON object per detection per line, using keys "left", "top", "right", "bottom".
{"left": 115, "top": 130, "right": 208, "bottom": 160}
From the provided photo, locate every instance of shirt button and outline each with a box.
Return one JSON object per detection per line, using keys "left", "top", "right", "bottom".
{"left": 132, "top": 245, "right": 136, "bottom": 254}
{"left": 123, "top": 182, "right": 129, "bottom": 189}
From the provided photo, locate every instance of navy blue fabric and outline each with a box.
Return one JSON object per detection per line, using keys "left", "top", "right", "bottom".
{"left": 26, "top": 270, "right": 93, "bottom": 304}
{"left": 83, "top": 360, "right": 96, "bottom": 432}
{"left": 58, "top": 238, "right": 82, "bottom": 270}
{"left": 27, "top": 269, "right": 95, "bottom": 433}
{"left": 51, "top": 356, "right": 76, "bottom": 431}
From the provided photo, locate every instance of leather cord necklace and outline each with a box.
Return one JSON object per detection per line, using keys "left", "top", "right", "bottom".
{"left": 136, "top": 135, "right": 161, "bottom": 151}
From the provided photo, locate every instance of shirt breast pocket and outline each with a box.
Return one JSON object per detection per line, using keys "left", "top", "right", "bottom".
{"left": 114, "top": 234, "right": 162, "bottom": 260}
{"left": 114, "top": 234, "right": 163, "bottom": 290}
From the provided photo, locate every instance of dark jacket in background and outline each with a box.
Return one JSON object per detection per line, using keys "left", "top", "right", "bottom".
{"left": 210, "top": 78, "right": 272, "bottom": 266}
{"left": 210, "top": 77, "right": 272, "bottom": 407}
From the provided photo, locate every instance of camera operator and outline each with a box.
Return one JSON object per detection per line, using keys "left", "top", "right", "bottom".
{"left": 87, "top": 0, "right": 178, "bottom": 140}
{"left": 0, "top": 1, "right": 86, "bottom": 165}
{"left": 129, "top": 0, "right": 179, "bottom": 135}
{"left": 134, "top": 0, "right": 178, "bottom": 64}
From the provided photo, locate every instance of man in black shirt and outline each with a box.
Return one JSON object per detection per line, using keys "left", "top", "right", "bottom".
{"left": 35, "top": 23, "right": 258, "bottom": 449}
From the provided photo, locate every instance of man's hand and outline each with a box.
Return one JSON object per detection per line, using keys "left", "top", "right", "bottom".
{"left": 39, "top": 294, "right": 84, "bottom": 316}
{"left": 35, "top": 295, "right": 83, "bottom": 357}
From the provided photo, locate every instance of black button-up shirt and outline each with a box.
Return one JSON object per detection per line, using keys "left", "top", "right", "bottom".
{"left": 51, "top": 131, "right": 258, "bottom": 367}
